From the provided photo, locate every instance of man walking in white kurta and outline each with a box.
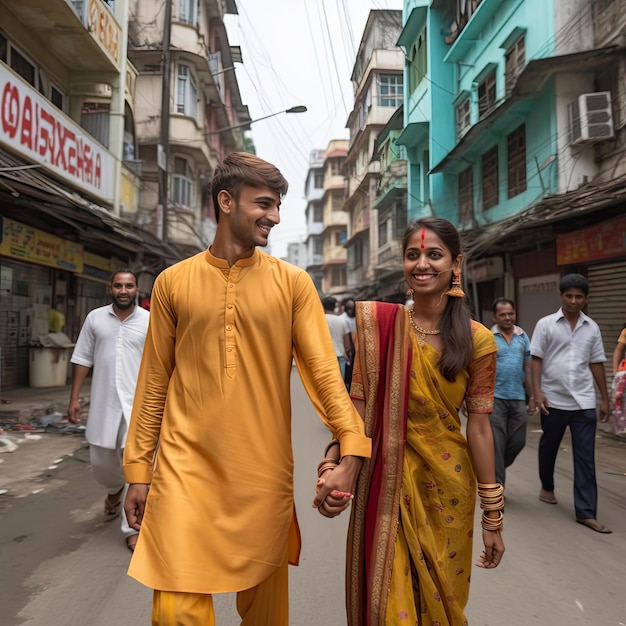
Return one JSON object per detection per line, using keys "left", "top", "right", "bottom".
{"left": 68, "top": 269, "right": 149, "bottom": 551}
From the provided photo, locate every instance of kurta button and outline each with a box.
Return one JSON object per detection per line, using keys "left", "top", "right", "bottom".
{"left": 227, "top": 348, "right": 233, "bottom": 352}
{"left": 226, "top": 325, "right": 232, "bottom": 331}
{"left": 229, "top": 284, "right": 234, "bottom": 288}
{"left": 227, "top": 304, "right": 233, "bottom": 309}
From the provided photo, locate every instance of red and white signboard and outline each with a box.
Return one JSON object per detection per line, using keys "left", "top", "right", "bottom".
{"left": 0, "top": 64, "right": 114, "bottom": 204}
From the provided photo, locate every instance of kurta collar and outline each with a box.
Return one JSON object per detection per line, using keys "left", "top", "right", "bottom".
{"left": 205, "top": 247, "right": 260, "bottom": 269}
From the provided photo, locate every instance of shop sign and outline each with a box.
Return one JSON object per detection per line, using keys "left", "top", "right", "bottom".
{"left": 518, "top": 274, "right": 560, "bottom": 295}
{"left": 0, "top": 216, "right": 84, "bottom": 272}
{"left": 0, "top": 64, "right": 114, "bottom": 203}
{"left": 83, "top": 250, "right": 111, "bottom": 281}
{"left": 84, "top": 0, "right": 121, "bottom": 68}
{"left": 557, "top": 215, "right": 626, "bottom": 265}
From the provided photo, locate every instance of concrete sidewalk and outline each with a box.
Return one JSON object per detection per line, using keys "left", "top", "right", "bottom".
{"left": 0, "top": 381, "right": 91, "bottom": 496}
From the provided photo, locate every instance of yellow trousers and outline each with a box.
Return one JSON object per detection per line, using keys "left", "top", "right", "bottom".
{"left": 152, "top": 559, "right": 289, "bottom": 626}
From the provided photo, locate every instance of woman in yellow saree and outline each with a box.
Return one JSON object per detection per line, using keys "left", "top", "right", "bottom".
{"left": 317, "top": 218, "right": 505, "bottom": 625}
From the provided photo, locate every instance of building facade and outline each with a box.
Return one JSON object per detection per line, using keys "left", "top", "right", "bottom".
{"left": 344, "top": 10, "right": 404, "bottom": 300}
{"left": 128, "top": 0, "right": 249, "bottom": 252}
{"left": 321, "top": 139, "right": 349, "bottom": 296}
{"left": 397, "top": 0, "right": 626, "bottom": 365}
{"left": 303, "top": 148, "right": 325, "bottom": 292}
{"left": 0, "top": 0, "right": 177, "bottom": 389}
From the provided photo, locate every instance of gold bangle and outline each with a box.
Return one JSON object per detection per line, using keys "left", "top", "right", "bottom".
{"left": 481, "top": 511, "right": 504, "bottom": 532}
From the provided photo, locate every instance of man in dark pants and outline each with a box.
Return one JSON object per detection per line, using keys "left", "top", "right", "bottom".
{"left": 530, "top": 273, "right": 611, "bottom": 533}
{"left": 490, "top": 298, "right": 534, "bottom": 487}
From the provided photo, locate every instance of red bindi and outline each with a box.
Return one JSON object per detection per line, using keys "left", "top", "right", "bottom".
{"left": 420, "top": 228, "right": 425, "bottom": 249}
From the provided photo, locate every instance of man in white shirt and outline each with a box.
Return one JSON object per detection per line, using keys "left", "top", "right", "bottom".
{"left": 530, "top": 273, "right": 611, "bottom": 533}
{"left": 322, "top": 296, "right": 352, "bottom": 386}
{"left": 69, "top": 269, "right": 150, "bottom": 550}
{"left": 340, "top": 297, "right": 356, "bottom": 390}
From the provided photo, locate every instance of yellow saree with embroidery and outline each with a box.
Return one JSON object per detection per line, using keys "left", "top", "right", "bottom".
{"left": 347, "top": 301, "right": 496, "bottom": 626}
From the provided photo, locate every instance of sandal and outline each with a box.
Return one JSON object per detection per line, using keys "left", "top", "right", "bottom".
{"left": 104, "top": 488, "right": 124, "bottom": 518}
{"left": 126, "top": 534, "right": 139, "bottom": 552}
{"left": 576, "top": 519, "right": 612, "bottom": 534}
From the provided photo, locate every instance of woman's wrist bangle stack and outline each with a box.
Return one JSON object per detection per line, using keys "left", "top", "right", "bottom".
{"left": 481, "top": 510, "right": 504, "bottom": 532}
{"left": 477, "top": 482, "right": 504, "bottom": 531}
{"left": 317, "top": 458, "right": 339, "bottom": 477}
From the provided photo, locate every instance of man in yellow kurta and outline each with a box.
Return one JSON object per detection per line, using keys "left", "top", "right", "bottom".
{"left": 123, "top": 152, "right": 371, "bottom": 625}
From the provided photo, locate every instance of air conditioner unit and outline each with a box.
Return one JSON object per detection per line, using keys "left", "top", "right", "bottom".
{"left": 568, "top": 91, "right": 614, "bottom": 144}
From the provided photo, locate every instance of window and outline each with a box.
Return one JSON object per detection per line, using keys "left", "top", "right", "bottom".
{"left": 458, "top": 166, "right": 473, "bottom": 222}
{"left": 378, "top": 74, "right": 403, "bottom": 107}
{"left": 331, "top": 266, "right": 346, "bottom": 287}
{"left": 478, "top": 70, "right": 497, "bottom": 119}
{"left": 507, "top": 125, "right": 526, "bottom": 198}
{"left": 334, "top": 230, "right": 346, "bottom": 246}
{"left": 50, "top": 84, "right": 65, "bottom": 110}
{"left": 331, "top": 191, "right": 343, "bottom": 211}
{"left": 172, "top": 156, "right": 193, "bottom": 207}
{"left": 179, "top": 0, "right": 198, "bottom": 24}
{"left": 0, "top": 32, "right": 7, "bottom": 63}
{"left": 456, "top": 98, "right": 470, "bottom": 139}
{"left": 313, "top": 202, "right": 323, "bottom": 222}
{"left": 10, "top": 47, "right": 36, "bottom": 87}
{"left": 481, "top": 147, "right": 499, "bottom": 210}
{"left": 329, "top": 159, "right": 343, "bottom": 176}
{"left": 314, "top": 172, "right": 324, "bottom": 188}
{"left": 177, "top": 64, "right": 198, "bottom": 117}
{"left": 378, "top": 218, "right": 389, "bottom": 247}
{"left": 394, "top": 200, "right": 407, "bottom": 237}
{"left": 505, "top": 35, "right": 525, "bottom": 97}
{"left": 314, "top": 237, "right": 323, "bottom": 255}
{"left": 410, "top": 28, "right": 427, "bottom": 91}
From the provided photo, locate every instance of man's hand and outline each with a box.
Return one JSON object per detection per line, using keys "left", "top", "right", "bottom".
{"left": 313, "top": 455, "right": 362, "bottom": 518}
{"left": 535, "top": 390, "right": 550, "bottom": 415}
{"left": 599, "top": 398, "right": 609, "bottom": 423}
{"left": 68, "top": 399, "right": 82, "bottom": 424}
{"left": 124, "top": 483, "right": 150, "bottom": 531}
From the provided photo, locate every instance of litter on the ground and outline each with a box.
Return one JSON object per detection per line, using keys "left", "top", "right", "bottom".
{"left": 0, "top": 435, "right": 18, "bottom": 453}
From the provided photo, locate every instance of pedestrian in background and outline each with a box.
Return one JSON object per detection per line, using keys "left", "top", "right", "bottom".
{"left": 531, "top": 273, "right": 611, "bottom": 533}
{"left": 123, "top": 152, "right": 370, "bottom": 626}
{"left": 317, "top": 217, "right": 504, "bottom": 626}
{"left": 490, "top": 297, "right": 534, "bottom": 487}
{"left": 340, "top": 297, "right": 356, "bottom": 390}
{"left": 322, "top": 295, "right": 353, "bottom": 385}
{"left": 68, "top": 269, "right": 149, "bottom": 552}
{"left": 610, "top": 324, "right": 626, "bottom": 435}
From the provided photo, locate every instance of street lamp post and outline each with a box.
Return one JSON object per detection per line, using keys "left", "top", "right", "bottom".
{"left": 205, "top": 105, "right": 307, "bottom": 135}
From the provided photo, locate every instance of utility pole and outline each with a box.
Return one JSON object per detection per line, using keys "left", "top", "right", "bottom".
{"left": 158, "top": 0, "right": 173, "bottom": 242}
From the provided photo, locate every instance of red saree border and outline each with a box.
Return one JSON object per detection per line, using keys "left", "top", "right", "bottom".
{"left": 346, "top": 301, "right": 412, "bottom": 626}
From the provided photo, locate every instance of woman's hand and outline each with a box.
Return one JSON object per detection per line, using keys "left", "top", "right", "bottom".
{"left": 313, "top": 456, "right": 362, "bottom": 518}
{"left": 475, "top": 529, "right": 505, "bottom": 568}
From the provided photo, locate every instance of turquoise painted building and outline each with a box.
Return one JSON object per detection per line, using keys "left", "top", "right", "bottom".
{"left": 396, "top": 0, "right": 626, "bottom": 334}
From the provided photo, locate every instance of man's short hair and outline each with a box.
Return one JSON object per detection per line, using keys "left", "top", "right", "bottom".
{"left": 211, "top": 152, "right": 289, "bottom": 222}
{"left": 110, "top": 268, "right": 138, "bottom": 285}
{"left": 492, "top": 297, "right": 515, "bottom": 314}
{"left": 559, "top": 273, "right": 588, "bottom": 295}
{"left": 321, "top": 296, "right": 337, "bottom": 312}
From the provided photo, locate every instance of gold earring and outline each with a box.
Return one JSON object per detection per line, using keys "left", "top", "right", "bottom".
{"left": 405, "top": 288, "right": 414, "bottom": 309}
{"left": 444, "top": 270, "right": 465, "bottom": 298}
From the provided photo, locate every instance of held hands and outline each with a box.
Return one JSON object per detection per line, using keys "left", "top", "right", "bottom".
{"left": 124, "top": 483, "right": 150, "bottom": 531}
{"left": 312, "top": 455, "right": 362, "bottom": 518}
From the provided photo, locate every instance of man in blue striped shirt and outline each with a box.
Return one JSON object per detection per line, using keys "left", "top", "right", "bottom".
{"left": 490, "top": 298, "right": 534, "bottom": 487}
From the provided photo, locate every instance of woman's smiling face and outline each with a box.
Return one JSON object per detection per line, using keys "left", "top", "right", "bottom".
{"left": 403, "top": 227, "right": 460, "bottom": 296}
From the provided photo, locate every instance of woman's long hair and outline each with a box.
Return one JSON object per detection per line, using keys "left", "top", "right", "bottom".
{"left": 403, "top": 217, "right": 473, "bottom": 381}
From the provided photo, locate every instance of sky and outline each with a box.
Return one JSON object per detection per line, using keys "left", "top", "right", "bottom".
{"left": 225, "top": 0, "right": 403, "bottom": 258}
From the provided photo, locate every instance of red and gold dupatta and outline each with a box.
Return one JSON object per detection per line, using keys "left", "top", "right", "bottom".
{"left": 347, "top": 301, "right": 412, "bottom": 626}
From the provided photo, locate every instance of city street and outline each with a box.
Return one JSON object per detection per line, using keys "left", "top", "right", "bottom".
{"left": 1, "top": 370, "right": 625, "bottom": 625}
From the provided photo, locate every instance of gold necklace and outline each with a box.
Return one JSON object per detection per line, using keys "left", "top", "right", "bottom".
{"left": 408, "top": 309, "right": 440, "bottom": 347}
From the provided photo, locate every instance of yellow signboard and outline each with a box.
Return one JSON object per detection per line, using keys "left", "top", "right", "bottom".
{"left": 0, "top": 217, "right": 83, "bottom": 272}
